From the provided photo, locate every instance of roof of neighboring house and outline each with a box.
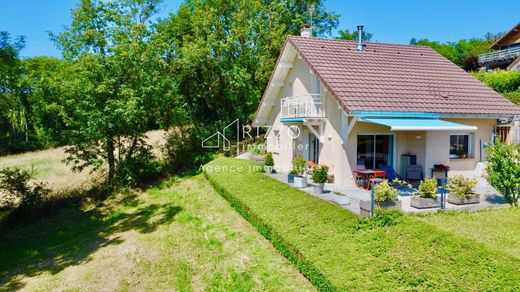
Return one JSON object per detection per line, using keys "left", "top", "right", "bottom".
{"left": 490, "top": 22, "right": 520, "bottom": 50}
{"left": 285, "top": 36, "right": 520, "bottom": 116}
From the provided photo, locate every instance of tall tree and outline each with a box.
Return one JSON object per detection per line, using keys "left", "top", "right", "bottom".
{"left": 156, "top": 0, "right": 338, "bottom": 126}
{"left": 52, "top": 0, "right": 170, "bottom": 183}
{"left": 0, "top": 31, "right": 33, "bottom": 154}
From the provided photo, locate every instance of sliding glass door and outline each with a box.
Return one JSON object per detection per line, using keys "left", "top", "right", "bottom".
{"left": 357, "top": 134, "right": 394, "bottom": 169}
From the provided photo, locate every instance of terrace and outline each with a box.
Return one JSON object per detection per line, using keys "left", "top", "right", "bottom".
{"left": 264, "top": 170, "right": 508, "bottom": 216}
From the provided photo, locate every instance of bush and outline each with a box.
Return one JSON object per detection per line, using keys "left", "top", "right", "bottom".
{"left": 0, "top": 167, "right": 50, "bottom": 212}
{"left": 311, "top": 166, "right": 328, "bottom": 183}
{"left": 373, "top": 180, "right": 399, "bottom": 203}
{"left": 251, "top": 144, "right": 265, "bottom": 155}
{"left": 116, "top": 143, "right": 162, "bottom": 187}
{"left": 291, "top": 155, "right": 306, "bottom": 176}
{"left": 446, "top": 175, "right": 477, "bottom": 199}
{"left": 163, "top": 125, "right": 213, "bottom": 174}
{"left": 418, "top": 177, "right": 437, "bottom": 199}
{"left": 264, "top": 152, "right": 274, "bottom": 166}
{"left": 486, "top": 141, "right": 520, "bottom": 206}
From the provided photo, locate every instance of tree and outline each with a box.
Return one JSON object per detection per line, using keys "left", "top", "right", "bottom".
{"left": 0, "top": 31, "right": 33, "bottom": 154}
{"left": 52, "top": 0, "right": 171, "bottom": 183}
{"left": 156, "top": 0, "right": 338, "bottom": 126}
{"left": 486, "top": 141, "right": 520, "bottom": 206}
{"left": 336, "top": 28, "right": 373, "bottom": 42}
{"left": 409, "top": 33, "right": 502, "bottom": 70}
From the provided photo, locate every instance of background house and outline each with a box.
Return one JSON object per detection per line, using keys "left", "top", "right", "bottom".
{"left": 479, "top": 23, "right": 520, "bottom": 70}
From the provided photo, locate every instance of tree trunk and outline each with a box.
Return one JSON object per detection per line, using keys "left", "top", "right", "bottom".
{"left": 107, "top": 137, "right": 116, "bottom": 182}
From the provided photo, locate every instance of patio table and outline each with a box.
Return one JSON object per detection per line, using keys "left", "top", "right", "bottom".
{"left": 353, "top": 169, "right": 375, "bottom": 190}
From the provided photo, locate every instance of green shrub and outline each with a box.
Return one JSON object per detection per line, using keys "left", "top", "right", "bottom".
{"left": 251, "top": 144, "right": 265, "bottom": 155}
{"left": 371, "top": 208, "right": 402, "bottom": 227}
{"left": 204, "top": 157, "right": 520, "bottom": 290}
{"left": 163, "top": 125, "right": 213, "bottom": 174}
{"left": 486, "top": 141, "right": 520, "bottom": 206}
{"left": 373, "top": 180, "right": 399, "bottom": 203}
{"left": 264, "top": 152, "right": 274, "bottom": 166}
{"left": 311, "top": 166, "right": 328, "bottom": 183}
{"left": 291, "top": 155, "right": 306, "bottom": 176}
{"left": 0, "top": 167, "right": 50, "bottom": 212}
{"left": 446, "top": 175, "right": 477, "bottom": 199}
{"left": 418, "top": 177, "right": 437, "bottom": 199}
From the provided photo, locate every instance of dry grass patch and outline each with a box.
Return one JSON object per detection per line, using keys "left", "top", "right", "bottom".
{"left": 0, "top": 174, "right": 313, "bottom": 291}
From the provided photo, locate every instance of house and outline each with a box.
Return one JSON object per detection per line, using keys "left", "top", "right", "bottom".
{"left": 253, "top": 27, "right": 520, "bottom": 186}
{"left": 479, "top": 22, "right": 520, "bottom": 70}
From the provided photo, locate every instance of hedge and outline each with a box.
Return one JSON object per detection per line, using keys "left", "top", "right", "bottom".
{"left": 204, "top": 157, "right": 520, "bottom": 291}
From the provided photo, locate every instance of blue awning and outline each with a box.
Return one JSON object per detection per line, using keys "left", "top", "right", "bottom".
{"left": 362, "top": 117, "right": 477, "bottom": 131}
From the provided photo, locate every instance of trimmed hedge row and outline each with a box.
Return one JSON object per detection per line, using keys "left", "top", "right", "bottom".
{"left": 204, "top": 157, "right": 520, "bottom": 291}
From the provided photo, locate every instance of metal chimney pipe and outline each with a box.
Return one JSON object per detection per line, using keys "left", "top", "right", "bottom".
{"left": 357, "top": 25, "right": 366, "bottom": 52}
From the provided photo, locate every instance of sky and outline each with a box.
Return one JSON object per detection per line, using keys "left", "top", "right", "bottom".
{"left": 1, "top": 0, "right": 519, "bottom": 58}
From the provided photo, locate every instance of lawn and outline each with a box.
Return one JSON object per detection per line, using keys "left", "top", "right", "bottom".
{"left": 204, "top": 157, "right": 520, "bottom": 290}
{"left": 0, "top": 174, "right": 313, "bottom": 291}
{"left": 419, "top": 208, "right": 520, "bottom": 258}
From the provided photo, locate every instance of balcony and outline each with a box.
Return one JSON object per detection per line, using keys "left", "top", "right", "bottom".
{"left": 281, "top": 94, "right": 324, "bottom": 119}
{"left": 478, "top": 46, "right": 520, "bottom": 67}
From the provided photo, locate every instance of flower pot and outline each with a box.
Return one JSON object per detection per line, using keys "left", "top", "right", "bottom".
{"left": 448, "top": 193, "right": 480, "bottom": 205}
{"left": 313, "top": 183, "right": 325, "bottom": 194}
{"left": 376, "top": 200, "right": 402, "bottom": 209}
{"left": 410, "top": 196, "right": 440, "bottom": 209}
{"left": 264, "top": 166, "right": 273, "bottom": 173}
{"left": 293, "top": 176, "right": 307, "bottom": 188}
{"left": 288, "top": 173, "right": 296, "bottom": 184}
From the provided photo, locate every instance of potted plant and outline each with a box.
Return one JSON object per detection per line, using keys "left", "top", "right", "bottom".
{"left": 410, "top": 177, "right": 440, "bottom": 209}
{"left": 311, "top": 166, "right": 328, "bottom": 194}
{"left": 288, "top": 169, "right": 297, "bottom": 184}
{"left": 360, "top": 180, "right": 401, "bottom": 217}
{"left": 446, "top": 175, "right": 479, "bottom": 205}
{"left": 292, "top": 155, "right": 307, "bottom": 188}
{"left": 457, "top": 149, "right": 466, "bottom": 159}
{"left": 264, "top": 152, "right": 274, "bottom": 173}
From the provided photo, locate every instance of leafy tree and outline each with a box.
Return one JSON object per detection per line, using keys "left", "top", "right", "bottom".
{"left": 486, "top": 141, "right": 520, "bottom": 206}
{"left": 336, "top": 28, "right": 373, "bottom": 41}
{"left": 51, "top": 0, "right": 171, "bottom": 183}
{"left": 0, "top": 31, "right": 32, "bottom": 153}
{"left": 471, "top": 70, "right": 520, "bottom": 105}
{"left": 156, "top": 0, "right": 338, "bottom": 126}
{"left": 410, "top": 33, "right": 501, "bottom": 70}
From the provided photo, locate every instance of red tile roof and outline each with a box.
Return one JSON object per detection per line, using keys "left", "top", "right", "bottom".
{"left": 288, "top": 36, "right": 520, "bottom": 116}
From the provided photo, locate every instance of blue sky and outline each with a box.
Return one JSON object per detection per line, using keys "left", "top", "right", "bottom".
{"left": 1, "top": 0, "right": 519, "bottom": 58}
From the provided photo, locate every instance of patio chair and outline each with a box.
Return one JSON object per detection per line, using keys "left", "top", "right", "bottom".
{"left": 353, "top": 165, "right": 366, "bottom": 187}
{"left": 367, "top": 170, "right": 386, "bottom": 190}
{"left": 378, "top": 165, "right": 402, "bottom": 181}
{"left": 406, "top": 165, "right": 423, "bottom": 187}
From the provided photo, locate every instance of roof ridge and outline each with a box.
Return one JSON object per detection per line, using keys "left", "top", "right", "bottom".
{"left": 287, "top": 35, "right": 433, "bottom": 49}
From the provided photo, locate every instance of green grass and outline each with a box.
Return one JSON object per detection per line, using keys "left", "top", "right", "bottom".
{"left": 204, "top": 157, "right": 520, "bottom": 290}
{"left": 419, "top": 208, "right": 520, "bottom": 258}
{"left": 0, "top": 174, "right": 313, "bottom": 291}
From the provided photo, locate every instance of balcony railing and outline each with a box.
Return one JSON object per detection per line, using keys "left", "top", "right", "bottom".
{"left": 281, "top": 94, "right": 324, "bottom": 119}
{"left": 478, "top": 46, "right": 520, "bottom": 66}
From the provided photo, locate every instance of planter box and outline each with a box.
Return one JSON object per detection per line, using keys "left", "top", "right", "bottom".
{"left": 313, "top": 183, "right": 325, "bottom": 194}
{"left": 293, "top": 176, "right": 307, "bottom": 188}
{"left": 448, "top": 193, "right": 480, "bottom": 205}
{"left": 264, "top": 166, "right": 273, "bottom": 173}
{"left": 410, "top": 196, "right": 440, "bottom": 209}
{"left": 288, "top": 173, "right": 296, "bottom": 184}
{"left": 359, "top": 200, "right": 402, "bottom": 218}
